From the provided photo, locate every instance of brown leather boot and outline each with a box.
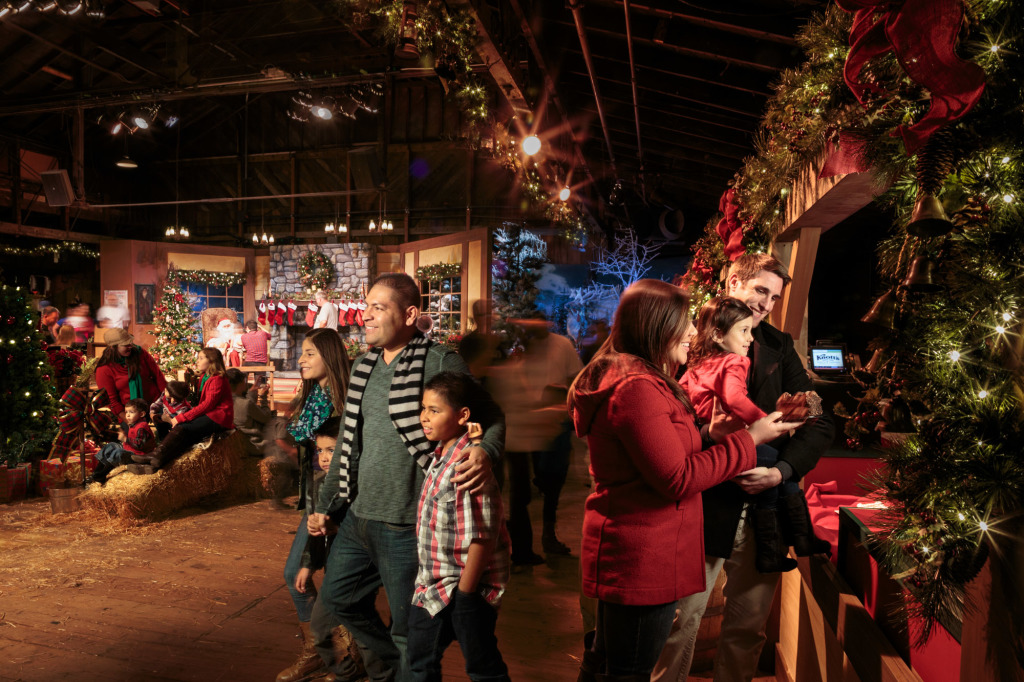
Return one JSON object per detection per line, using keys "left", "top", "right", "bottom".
{"left": 276, "top": 621, "right": 325, "bottom": 682}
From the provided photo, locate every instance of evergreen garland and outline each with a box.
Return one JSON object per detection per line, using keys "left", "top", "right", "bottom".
{"left": 0, "top": 241, "right": 100, "bottom": 259}
{"left": 679, "top": 0, "right": 1024, "bottom": 659}
{"left": 0, "top": 284, "right": 59, "bottom": 463}
{"left": 148, "top": 282, "right": 203, "bottom": 373}
{"left": 170, "top": 266, "right": 246, "bottom": 287}
{"left": 416, "top": 262, "right": 462, "bottom": 282}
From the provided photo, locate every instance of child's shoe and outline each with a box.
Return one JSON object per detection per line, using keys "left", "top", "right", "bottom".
{"left": 89, "top": 462, "right": 113, "bottom": 485}
{"left": 753, "top": 508, "right": 798, "bottom": 573}
{"left": 781, "top": 493, "right": 832, "bottom": 556}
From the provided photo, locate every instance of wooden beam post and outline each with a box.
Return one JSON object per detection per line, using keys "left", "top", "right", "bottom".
{"left": 774, "top": 226, "right": 820, "bottom": 351}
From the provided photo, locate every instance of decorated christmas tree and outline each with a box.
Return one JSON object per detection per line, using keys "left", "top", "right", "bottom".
{"left": 148, "top": 281, "right": 202, "bottom": 373}
{"left": 491, "top": 222, "right": 548, "bottom": 354}
{"left": 0, "top": 283, "right": 59, "bottom": 463}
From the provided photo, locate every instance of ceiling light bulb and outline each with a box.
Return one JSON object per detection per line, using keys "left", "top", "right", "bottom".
{"left": 268, "top": 234, "right": 274, "bottom": 244}
{"left": 948, "top": 350, "right": 960, "bottom": 361}
{"left": 978, "top": 390, "right": 988, "bottom": 399}
{"left": 133, "top": 116, "right": 149, "bottom": 129}
{"left": 261, "top": 233, "right": 268, "bottom": 244}
{"left": 165, "top": 226, "right": 175, "bottom": 237}
{"left": 522, "top": 135, "right": 541, "bottom": 156}
{"left": 559, "top": 186, "right": 571, "bottom": 201}
{"left": 116, "top": 155, "right": 137, "bottom": 168}
{"left": 369, "top": 219, "right": 376, "bottom": 231}
{"left": 180, "top": 226, "right": 189, "bottom": 238}
{"left": 325, "top": 222, "right": 335, "bottom": 233}
{"left": 314, "top": 106, "right": 333, "bottom": 120}
{"left": 339, "top": 223, "right": 348, "bottom": 233}
{"left": 252, "top": 233, "right": 258, "bottom": 244}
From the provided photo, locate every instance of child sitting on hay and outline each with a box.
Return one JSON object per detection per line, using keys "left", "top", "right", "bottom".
{"left": 149, "top": 380, "right": 192, "bottom": 440}
{"left": 91, "top": 398, "right": 154, "bottom": 485}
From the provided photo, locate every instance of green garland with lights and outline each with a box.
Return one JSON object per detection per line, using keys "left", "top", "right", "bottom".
{"left": 680, "top": 0, "right": 1024, "bottom": 661}
{"left": 170, "top": 266, "right": 247, "bottom": 287}
{"left": 416, "top": 262, "right": 461, "bottom": 282}
{"left": 298, "top": 251, "right": 335, "bottom": 294}
{"left": 0, "top": 283, "right": 59, "bottom": 463}
{"left": 0, "top": 241, "right": 100, "bottom": 259}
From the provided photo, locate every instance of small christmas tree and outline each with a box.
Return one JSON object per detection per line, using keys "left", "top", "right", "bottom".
{"left": 148, "top": 281, "right": 202, "bottom": 373}
{"left": 0, "top": 283, "right": 59, "bottom": 463}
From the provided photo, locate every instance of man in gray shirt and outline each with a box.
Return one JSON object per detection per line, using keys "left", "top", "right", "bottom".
{"left": 308, "top": 273, "right": 505, "bottom": 682}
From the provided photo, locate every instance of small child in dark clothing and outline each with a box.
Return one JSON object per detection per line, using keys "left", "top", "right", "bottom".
{"left": 149, "top": 381, "right": 192, "bottom": 440}
{"left": 92, "top": 398, "right": 155, "bottom": 484}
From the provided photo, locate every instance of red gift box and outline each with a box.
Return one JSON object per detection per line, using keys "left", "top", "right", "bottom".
{"left": 4, "top": 463, "right": 29, "bottom": 501}
{"left": 37, "top": 455, "right": 97, "bottom": 496}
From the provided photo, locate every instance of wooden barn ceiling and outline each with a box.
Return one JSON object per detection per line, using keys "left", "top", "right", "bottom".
{"left": 0, "top": 0, "right": 826, "bottom": 245}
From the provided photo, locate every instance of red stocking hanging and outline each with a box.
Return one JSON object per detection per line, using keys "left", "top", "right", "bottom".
{"left": 355, "top": 299, "right": 366, "bottom": 327}
{"left": 275, "top": 301, "right": 287, "bottom": 326}
{"left": 338, "top": 301, "right": 350, "bottom": 327}
{"left": 306, "top": 302, "right": 318, "bottom": 327}
{"left": 345, "top": 302, "right": 359, "bottom": 326}
{"left": 286, "top": 300, "right": 297, "bottom": 326}
{"left": 258, "top": 299, "right": 268, "bottom": 326}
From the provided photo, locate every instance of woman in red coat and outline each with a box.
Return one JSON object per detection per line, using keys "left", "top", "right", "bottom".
{"left": 95, "top": 328, "right": 167, "bottom": 424}
{"left": 149, "top": 347, "right": 234, "bottom": 470}
{"left": 568, "top": 279, "right": 794, "bottom": 680}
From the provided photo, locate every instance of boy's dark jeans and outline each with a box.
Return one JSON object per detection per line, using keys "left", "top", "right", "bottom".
{"left": 754, "top": 444, "right": 801, "bottom": 510}
{"left": 407, "top": 589, "right": 510, "bottom": 682}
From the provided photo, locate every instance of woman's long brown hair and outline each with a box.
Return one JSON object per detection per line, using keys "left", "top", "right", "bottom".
{"left": 289, "top": 328, "right": 351, "bottom": 420}
{"left": 587, "top": 279, "right": 693, "bottom": 408}
{"left": 686, "top": 296, "right": 754, "bottom": 372}
{"left": 198, "top": 347, "right": 227, "bottom": 377}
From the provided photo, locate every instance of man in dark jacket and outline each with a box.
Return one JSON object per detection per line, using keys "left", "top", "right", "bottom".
{"left": 653, "top": 253, "right": 834, "bottom": 682}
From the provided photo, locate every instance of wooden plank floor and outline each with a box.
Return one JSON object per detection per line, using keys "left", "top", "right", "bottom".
{"left": 0, "top": 448, "right": 776, "bottom": 682}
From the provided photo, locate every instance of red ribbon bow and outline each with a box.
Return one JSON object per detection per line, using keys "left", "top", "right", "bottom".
{"left": 714, "top": 189, "right": 746, "bottom": 262}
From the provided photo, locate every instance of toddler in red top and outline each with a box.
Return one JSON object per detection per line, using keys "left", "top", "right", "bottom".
{"left": 408, "top": 371, "right": 511, "bottom": 682}
{"left": 149, "top": 380, "right": 193, "bottom": 440}
{"left": 92, "top": 398, "right": 155, "bottom": 485}
{"left": 683, "top": 296, "right": 828, "bottom": 572}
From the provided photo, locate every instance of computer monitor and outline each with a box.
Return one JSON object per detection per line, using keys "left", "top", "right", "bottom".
{"left": 810, "top": 343, "right": 848, "bottom": 375}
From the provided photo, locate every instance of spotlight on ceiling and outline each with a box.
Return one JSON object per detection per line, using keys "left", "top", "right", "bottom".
{"left": 0, "top": 2, "right": 15, "bottom": 18}
{"left": 132, "top": 115, "right": 150, "bottom": 130}
{"left": 522, "top": 134, "right": 542, "bottom": 156}
{"left": 116, "top": 155, "right": 137, "bottom": 169}
{"left": 15, "top": 0, "right": 31, "bottom": 11}
{"left": 559, "top": 186, "right": 571, "bottom": 202}
{"left": 34, "top": 0, "right": 57, "bottom": 10}
{"left": 313, "top": 106, "right": 333, "bottom": 120}
{"left": 57, "top": 0, "right": 81, "bottom": 13}
{"left": 165, "top": 115, "right": 179, "bottom": 128}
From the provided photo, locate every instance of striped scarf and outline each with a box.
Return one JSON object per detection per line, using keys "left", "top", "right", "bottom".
{"left": 331, "top": 334, "right": 434, "bottom": 507}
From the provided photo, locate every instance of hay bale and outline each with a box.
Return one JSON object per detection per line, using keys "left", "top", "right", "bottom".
{"left": 224, "top": 455, "right": 269, "bottom": 501}
{"left": 80, "top": 431, "right": 248, "bottom": 522}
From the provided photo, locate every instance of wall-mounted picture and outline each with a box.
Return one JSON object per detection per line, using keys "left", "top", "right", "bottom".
{"left": 135, "top": 284, "right": 156, "bottom": 324}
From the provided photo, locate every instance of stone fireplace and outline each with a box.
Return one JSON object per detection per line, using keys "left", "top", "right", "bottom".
{"left": 266, "top": 242, "right": 375, "bottom": 370}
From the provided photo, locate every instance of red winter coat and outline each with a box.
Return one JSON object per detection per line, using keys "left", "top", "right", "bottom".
{"left": 682, "top": 353, "right": 766, "bottom": 426}
{"left": 95, "top": 348, "right": 167, "bottom": 418}
{"left": 178, "top": 374, "right": 234, "bottom": 429}
{"left": 568, "top": 353, "right": 756, "bottom": 605}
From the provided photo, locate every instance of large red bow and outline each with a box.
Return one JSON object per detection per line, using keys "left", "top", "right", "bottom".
{"left": 837, "top": 0, "right": 984, "bottom": 154}
{"left": 714, "top": 189, "right": 746, "bottom": 262}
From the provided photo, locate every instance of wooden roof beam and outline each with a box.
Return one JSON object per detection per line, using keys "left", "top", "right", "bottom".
{"left": 447, "top": 0, "right": 531, "bottom": 114}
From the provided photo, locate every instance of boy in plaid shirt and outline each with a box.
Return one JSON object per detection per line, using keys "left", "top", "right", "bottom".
{"left": 408, "top": 372, "right": 511, "bottom": 682}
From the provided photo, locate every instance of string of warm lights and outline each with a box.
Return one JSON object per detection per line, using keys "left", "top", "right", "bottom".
{"left": 0, "top": 241, "right": 100, "bottom": 259}
{"left": 168, "top": 267, "right": 246, "bottom": 287}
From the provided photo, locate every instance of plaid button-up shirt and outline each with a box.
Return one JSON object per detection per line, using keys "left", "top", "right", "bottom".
{"left": 412, "top": 432, "right": 510, "bottom": 617}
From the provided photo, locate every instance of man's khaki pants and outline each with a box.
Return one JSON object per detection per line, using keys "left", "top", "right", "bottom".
{"left": 652, "top": 510, "right": 781, "bottom": 682}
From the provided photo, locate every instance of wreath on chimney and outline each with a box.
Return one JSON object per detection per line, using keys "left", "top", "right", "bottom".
{"left": 298, "top": 251, "right": 335, "bottom": 294}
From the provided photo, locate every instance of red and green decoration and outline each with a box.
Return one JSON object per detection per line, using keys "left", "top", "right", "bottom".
{"left": 676, "top": 0, "right": 1024, "bottom": 662}
{"left": 0, "top": 283, "right": 59, "bottom": 463}
{"left": 148, "top": 282, "right": 203, "bottom": 373}
{"left": 170, "top": 266, "right": 247, "bottom": 287}
{"left": 416, "top": 262, "right": 461, "bottom": 282}
{"left": 298, "top": 251, "right": 336, "bottom": 294}
{"left": 0, "top": 240, "right": 100, "bottom": 260}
